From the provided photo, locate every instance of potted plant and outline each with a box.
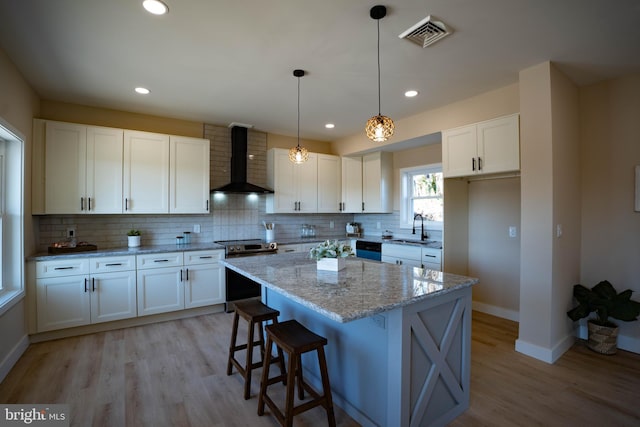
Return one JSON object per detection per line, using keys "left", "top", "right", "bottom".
{"left": 567, "top": 280, "right": 640, "bottom": 354}
{"left": 127, "top": 229, "right": 141, "bottom": 248}
{"left": 309, "top": 240, "right": 353, "bottom": 271}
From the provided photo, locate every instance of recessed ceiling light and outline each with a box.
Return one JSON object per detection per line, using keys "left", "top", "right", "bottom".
{"left": 135, "top": 87, "right": 150, "bottom": 94}
{"left": 405, "top": 90, "right": 419, "bottom": 97}
{"left": 143, "top": 0, "right": 169, "bottom": 15}
{"left": 325, "top": 123, "right": 335, "bottom": 129}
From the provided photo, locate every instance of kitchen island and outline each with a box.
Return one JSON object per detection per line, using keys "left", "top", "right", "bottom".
{"left": 221, "top": 253, "right": 478, "bottom": 427}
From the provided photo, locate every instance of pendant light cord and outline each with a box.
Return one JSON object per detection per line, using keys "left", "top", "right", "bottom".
{"left": 377, "top": 18, "right": 381, "bottom": 116}
{"left": 297, "top": 75, "right": 301, "bottom": 148}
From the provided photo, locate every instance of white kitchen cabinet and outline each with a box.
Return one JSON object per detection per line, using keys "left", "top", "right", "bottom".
{"left": 362, "top": 151, "right": 393, "bottom": 213}
{"left": 123, "top": 130, "right": 170, "bottom": 214}
{"left": 40, "top": 120, "right": 123, "bottom": 214}
{"left": 183, "top": 250, "right": 225, "bottom": 308}
{"left": 266, "top": 148, "right": 318, "bottom": 213}
{"left": 317, "top": 154, "right": 341, "bottom": 213}
{"left": 36, "top": 255, "right": 136, "bottom": 332}
{"left": 381, "top": 243, "right": 442, "bottom": 270}
{"left": 137, "top": 250, "right": 225, "bottom": 316}
{"left": 381, "top": 243, "right": 422, "bottom": 267}
{"left": 169, "top": 136, "right": 210, "bottom": 214}
{"left": 136, "top": 252, "right": 184, "bottom": 316}
{"left": 340, "top": 156, "right": 363, "bottom": 213}
{"left": 442, "top": 113, "right": 520, "bottom": 178}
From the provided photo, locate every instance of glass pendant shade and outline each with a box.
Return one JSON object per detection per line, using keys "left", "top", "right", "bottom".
{"left": 365, "top": 114, "right": 394, "bottom": 142}
{"left": 289, "top": 145, "right": 309, "bottom": 164}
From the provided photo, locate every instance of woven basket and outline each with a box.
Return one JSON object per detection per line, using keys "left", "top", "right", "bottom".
{"left": 587, "top": 321, "right": 619, "bottom": 355}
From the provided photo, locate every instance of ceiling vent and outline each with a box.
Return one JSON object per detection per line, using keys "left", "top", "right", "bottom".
{"left": 398, "top": 15, "right": 452, "bottom": 48}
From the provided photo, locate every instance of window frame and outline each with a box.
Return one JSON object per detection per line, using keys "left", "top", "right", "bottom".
{"left": 399, "top": 163, "right": 443, "bottom": 231}
{"left": 0, "top": 118, "right": 25, "bottom": 316}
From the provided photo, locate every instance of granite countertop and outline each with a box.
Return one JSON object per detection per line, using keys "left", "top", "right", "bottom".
{"left": 27, "top": 242, "right": 225, "bottom": 261}
{"left": 221, "top": 252, "right": 477, "bottom": 323}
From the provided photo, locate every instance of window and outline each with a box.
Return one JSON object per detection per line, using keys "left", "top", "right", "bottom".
{"left": 400, "top": 164, "right": 443, "bottom": 230}
{"left": 0, "top": 119, "right": 25, "bottom": 315}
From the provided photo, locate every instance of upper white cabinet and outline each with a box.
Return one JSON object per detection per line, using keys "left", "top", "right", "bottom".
{"left": 38, "top": 120, "right": 123, "bottom": 214}
{"left": 124, "top": 130, "right": 170, "bottom": 214}
{"left": 266, "top": 148, "right": 318, "bottom": 213}
{"left": 317, "top": 154, "right": 341, "bottom": 213}
{"left": 170, "top": 135, "right": 210, "bottom": 214}
{"left": 362, "top": 151, "right": 393, "bottom": 213}
{"left": 340, "top": 156, "right": 363, "bottom": 213}
{"left": 442, "top": 114, "right": 520, "bottom": 178}
{"left": 32, "top": 119, "right": 210, "bottom": 215}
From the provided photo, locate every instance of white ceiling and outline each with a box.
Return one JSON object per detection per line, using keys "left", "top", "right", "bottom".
{"left": 1, "top": 0, "right": 639, "bottom": 142}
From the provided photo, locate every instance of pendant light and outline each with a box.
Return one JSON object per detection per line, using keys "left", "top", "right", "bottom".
{"left": 365, "top": 5, "right": 395, "bottom": 142}
{"left": 289, "top": 69, "right": 309, "bottom": 164}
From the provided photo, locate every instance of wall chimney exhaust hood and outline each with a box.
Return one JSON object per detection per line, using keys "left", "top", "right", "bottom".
{"left": 210, "top": 126, "right": 274, "bottom": 194}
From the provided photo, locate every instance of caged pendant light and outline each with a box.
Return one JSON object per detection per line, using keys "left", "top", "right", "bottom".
{"left": 365, "top": 5, "right": 395, "bottom": 143}
{"left": 289, "top": 69, "right": 310, "bottom": 164}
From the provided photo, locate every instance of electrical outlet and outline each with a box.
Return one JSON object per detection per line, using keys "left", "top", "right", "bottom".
{"left": 329, "top": 220, "right": 334, "bottom": 229}
{"left": 193, "top": 224, "right": 201, "bottom": 233}
{"left": 66, "top": 227, "right": 76, "bottom": 238}
{"left": 509, "top": 226, "right": 517, "bottom": 238}
{"left": 556, "top": 224, "right": 563, "bottom": 238}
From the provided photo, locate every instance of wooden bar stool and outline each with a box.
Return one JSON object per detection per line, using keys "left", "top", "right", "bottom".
{"left": 227, "top": 299, "right": 285, "bottom": 399}
{"left": 258, "top": 319, "right": 336, "bottom": 427}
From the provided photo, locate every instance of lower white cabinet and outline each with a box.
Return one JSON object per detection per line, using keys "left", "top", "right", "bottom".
{"left": 136, "top": 250, "right": 224, "bottom": 316}
{"left": 381, "top": 243, "right": 442, "bottom": 270}
{"left": 35, "top": 249, "right": 225, "bottom": 332}
{"left": 36, "top": 255, "right": 137, "bottom": 332}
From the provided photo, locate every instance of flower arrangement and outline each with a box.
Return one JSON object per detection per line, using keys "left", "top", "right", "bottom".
{"left": 309, "top": 240, "right": 353, "bottom": 261}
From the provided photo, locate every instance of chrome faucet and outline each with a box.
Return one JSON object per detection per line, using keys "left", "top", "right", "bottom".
{"left": 412, "top": 214, "right": 427, "bottom": 241}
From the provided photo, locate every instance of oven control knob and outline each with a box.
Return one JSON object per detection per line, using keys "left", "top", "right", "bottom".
{"left": 235, "top": 246, "right": 241, "bottom": 251}
{"left": 269, "top": 243, "right": 277, "bottom": 250}
{"left": 228, "top": 247, "right": 235, "bottom": 252}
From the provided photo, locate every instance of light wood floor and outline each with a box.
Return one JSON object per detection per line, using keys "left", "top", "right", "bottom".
{"left": 1, "top": 311, "right": 639, "bottom": 426}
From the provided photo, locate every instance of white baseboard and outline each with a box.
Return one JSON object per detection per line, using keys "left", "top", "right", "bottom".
{"left": 0, "top": 334, "right": 29, "bottom": 383}
{"left": 472, "top": 301, "right": 519, "bottom": 322}
{"left": 515, "top": 333, "right": 575, "bottom": 364}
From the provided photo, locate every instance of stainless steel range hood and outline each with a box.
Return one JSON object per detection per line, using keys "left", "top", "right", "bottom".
{"left": 210, "top": 126, "right": 274, "bottom": 194}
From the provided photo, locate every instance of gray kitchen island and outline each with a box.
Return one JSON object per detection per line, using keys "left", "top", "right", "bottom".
{"left": 221, "top": 253, "right": 478, "bottom": 427}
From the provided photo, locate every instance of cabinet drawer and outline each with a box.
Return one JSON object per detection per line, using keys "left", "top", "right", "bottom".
{"left": 381, "top": 243, "right": 421, "bottom": 261}
{"left": 90, "top": 255, "right": 136, "bottom": 273}
{"left": 136, "top": 252, "right": 183, "bottom": 269}
{"left": 36, "top": 258, "right": 90, "bottom": 278}
{"left": 421, "top": 248, "right": 442, "bottom": 265}
{"left": 184, "top": 250, "right": 224, "bottom": 265}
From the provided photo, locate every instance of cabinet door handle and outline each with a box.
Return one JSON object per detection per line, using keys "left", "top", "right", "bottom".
{"left": 206, "top": 199, "right": 209, "bottom": 211}
{"left": 81, "top": 197, "right": 85, "bottom": 211}
{"left": 362, "top": 202, "right": 365, "bottom": 212}
{"left": 180, "top": 269, "right": 183, "bottom": 282}
{"left": 88, "top": 197, "right": 92, "bottom": 211}
{"left": 125, "top": 198, "right": 129, "bottom": 211}
{"left": 84, "top": 278, "right": 88, "bottom": 293}
{"left": 54, "top": 266, "right": 74, "bottom": 270}
{"left": 92, "top": 277, "right": 96, "bottom": 292}
{"left": 186, "top": 268, "right": 189, "bottom": 281}
{"left": 478, "top": 157, "right": 482, "bottom": 170}
{"left": 199, "top": 256, "right": 213, "bottom": 259}
{"left": 153, "top": 259, "right": 169, "bottom": 263}
{"left": 105, "top": 263, "right": 122, "bottom": 266}
{"left": 424, "top": 254, "right": 436, "bottom": 258}
{"left": 472, "top": 158, "right": 476, "bottom": 171}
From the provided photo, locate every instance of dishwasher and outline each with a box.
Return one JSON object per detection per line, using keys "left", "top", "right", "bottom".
{"left": 355, "top": 240, "right": 382, "bottom": 261}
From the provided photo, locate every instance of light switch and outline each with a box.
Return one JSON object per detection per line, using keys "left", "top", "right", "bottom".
{"left": 509, "top": 226, "right": 517, "bottom": 238}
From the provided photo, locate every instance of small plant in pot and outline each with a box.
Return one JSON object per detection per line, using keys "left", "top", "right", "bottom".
{"left": 127, "top": 229, "right": 141, "bottom": 248}
{"left": 567, "top": 280, "right": 640, "bottom": 354}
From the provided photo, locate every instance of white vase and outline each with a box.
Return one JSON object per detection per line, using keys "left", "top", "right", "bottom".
{"left": 128, "top": 235, "right": 141, "bottom": 248}
{"left": 317, "top": 257, "right": 345, "bottom": 271}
